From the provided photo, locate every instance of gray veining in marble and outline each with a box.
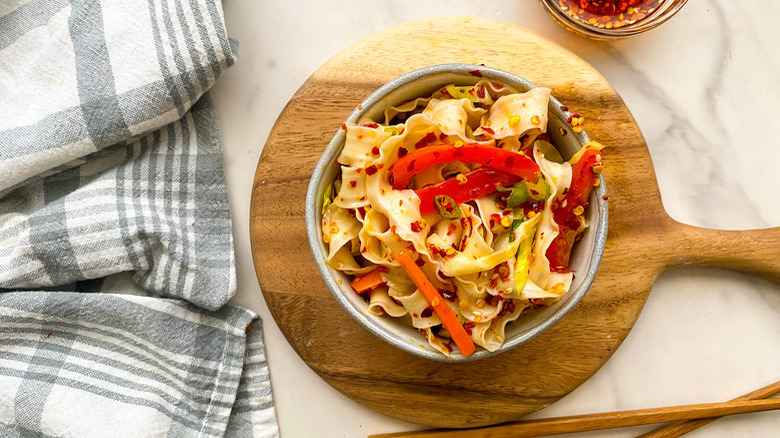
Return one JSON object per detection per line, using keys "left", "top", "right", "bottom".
{"left": 212, "top": 1, "right": 780, "bottom": 436}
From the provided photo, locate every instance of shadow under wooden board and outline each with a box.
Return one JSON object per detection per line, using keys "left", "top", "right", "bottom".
{"left": 249, "top": 17, "right": 780, "bottom": 428}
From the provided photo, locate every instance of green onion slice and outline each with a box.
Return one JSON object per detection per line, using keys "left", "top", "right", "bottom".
{"left": 433, "top": 195, "right": 461, "bottom": 219}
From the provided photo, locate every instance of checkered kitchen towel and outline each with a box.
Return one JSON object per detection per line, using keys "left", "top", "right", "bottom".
{"left": 0, "top": 0, "right": 278, "bottom": 437}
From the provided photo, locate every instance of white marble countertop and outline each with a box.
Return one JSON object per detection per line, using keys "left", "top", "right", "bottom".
{"left": 211, "top": 1, "right": 780, "bottom": 437}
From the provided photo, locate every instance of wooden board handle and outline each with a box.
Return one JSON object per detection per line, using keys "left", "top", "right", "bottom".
{"left": 663, "top": 220, "right": 780, "bottom": 283}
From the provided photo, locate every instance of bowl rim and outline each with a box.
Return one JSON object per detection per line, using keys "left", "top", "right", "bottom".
{"left": 305, "top": 63, "right": 608, "bottom": 362}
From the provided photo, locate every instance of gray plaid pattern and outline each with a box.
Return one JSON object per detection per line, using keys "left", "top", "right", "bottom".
{"left": 0, "top": 0, "right": 278, "bottom": 436}
{"left": 1, "top": 96, "right": 236, "bottom": 311}
{"left": 0, "top": 292, "right": 278, "bottom": 438}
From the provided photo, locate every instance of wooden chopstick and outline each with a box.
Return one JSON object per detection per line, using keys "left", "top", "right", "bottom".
{"left": 369, "top": 398, "right": 780, "bottom": 438}
{"left": 636, "top": 380, "right": 780, "bottom": 438}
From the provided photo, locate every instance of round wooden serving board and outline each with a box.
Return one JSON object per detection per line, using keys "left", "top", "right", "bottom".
{"left": 250, "top": 17, "right": 780, "bottom": 428}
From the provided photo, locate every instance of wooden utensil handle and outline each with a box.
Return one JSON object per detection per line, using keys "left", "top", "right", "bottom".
{"left": 664, "top": 221, "right": 780, "bottom": 283}
{"left": 370, "top": 398, "right": 780, "bottom": 438}
{"left": 637, "top": 380, "right": 780, "bottom": 438}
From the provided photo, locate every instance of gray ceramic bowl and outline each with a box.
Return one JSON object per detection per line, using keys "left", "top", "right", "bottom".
{"left": 305, "top": 64, "right": 607, "bottom": 362}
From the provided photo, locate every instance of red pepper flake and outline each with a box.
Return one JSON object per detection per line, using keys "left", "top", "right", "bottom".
{"left": 46, "top": 332, "right": 52, "bottom": 338}
{"left": 355, "top": 168, "right": 363, "bottom": 173}
{"left": 410, "top": 220, "right": 424, "bottom": 233}
{"left": 530, "top": 298, "right": 544, "bottom": 309}
{"left": 398, "top": 147, "right": 408, "bottom": 158}
{"left": 363, "top": 122, "right": 378, "bottom": 128}
{"left": 414, "top": 257, "right": 425, "bottom": 267}
{"left": 446, "top": 223, "right": 457, "bottom": 236}
{"left": 358, "top": 195, "right": 366, "bottom": 201}
{"left": 468, "top": 69, "right": 483, "bottom": 77}
{"left": 358, "top": 207, "right": 366, "bottom": 217}
{"left": 415, "top": 132, "right": 437, "bottom": 148}
{"left": 348, "top": 180, "right": 357, "bottom": 188}
{"left": 491, "top": 82, "right": 503, "bottom": 90}
{"left": 463, "top": 322, "right": 475, "bottom": 335}
{"left": 440, "top": 88, "right": 453, "bottom": 98}
{"left": 357, "top": 135, "right": 363, "bottom": 140}
{"left": 420, "top": 307, "right": 434, "bottom": 318}
{"left": 481, "top": 126, "right": 495, "bottom": 135}
{"left": 365, "top": 165, "right": 378, "bottom": 176}
{"left": 439, "top": 132, "right": 448, "bottom": 142}
{"left": 560, "top": 0, "right": 657, "bottom": 28}
{"left": 602, "top": 194, "right": 609, "bottom": 200}
{"left": 390, "top": 225, "right": 397, "bottom": 234}
{"left": 341, "top": 123, "right": 347, "bottom": 131}
{"left": 476, "top": 86, "right": 486, "bottom": 99}
{"left": 560, "top": 105, "right": 569, "bottom": 112}
{"left": 442, "top": 342, "right": 453, "bottom": 353}
{"left": 498, "top": 300, "right": 516, "bottom": 316}
{"left": 371, "top": 146, "right": 379, "bottom": 155}
{"left": 497, "top": 263, "right": 510, "bottom": 281}
{"left": 406, "top": 160, "right": 416, "bottom": 172}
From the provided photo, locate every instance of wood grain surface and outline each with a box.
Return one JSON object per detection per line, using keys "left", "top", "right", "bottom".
{"left": 249, "top": 17, "right": 780, "bottom": 428}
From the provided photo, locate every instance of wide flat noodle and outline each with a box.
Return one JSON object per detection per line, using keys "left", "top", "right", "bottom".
{"left": 334, "top": 167, "right": 369, "bottom": 209}
{"left": 323, "top": 204, "right": 371, "bottom": 275}
{"left": 479, "top": 87, "right": 550, "bottom": 139}
{"left": 436, "top": 210, "right": 540, "bottom": 277}
{"left": 368, "top": 286, "right": 407, "bottom": 317}
{"left": 528, "top": 145, "right": 574, "bottom": 292}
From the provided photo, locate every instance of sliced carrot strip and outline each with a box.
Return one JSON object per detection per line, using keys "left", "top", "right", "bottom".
{"left": 350, "top": 269, "right": 385, "bottom": 293}
{"left": 396, "top": 252, "right": 475, "bottom": 357}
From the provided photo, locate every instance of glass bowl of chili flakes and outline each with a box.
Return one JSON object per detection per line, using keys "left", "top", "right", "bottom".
{"left": 539, "top": 0, "right": 689, "bottom": 39}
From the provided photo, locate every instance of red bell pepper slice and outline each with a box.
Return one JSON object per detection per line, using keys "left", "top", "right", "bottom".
{"left": 546, "top": 226, "right": 578, "bottom": 272}
{"left": 415, "top": 167, "right": 521, "bottom": 214}
{"left": 390, "top": 144, "right": 540, "bottom": 190}
{"left": 547, "top": 147, "right": 603, "bottom": 270}
{"left": 552, "top": 148, "right": 602, "bottom": 228}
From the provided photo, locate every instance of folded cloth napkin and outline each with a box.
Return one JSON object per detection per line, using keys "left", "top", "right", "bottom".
{"left": 0, "top": 293, "right": 276, "bottom": 437}
{"left": 0, "top": 0, "right": 279, "bottom": 436}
